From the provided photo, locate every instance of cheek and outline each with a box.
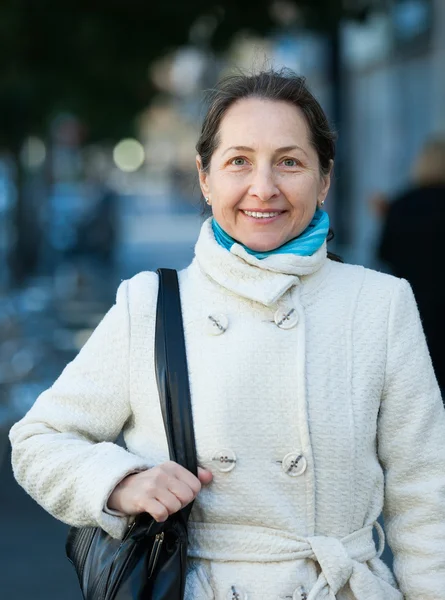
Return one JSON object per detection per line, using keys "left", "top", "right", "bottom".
{"left": 285, "top": 177, "right": 319, "bottom": 206}
{"left": 211, "top": 176, "right": 245, "bottom": 210}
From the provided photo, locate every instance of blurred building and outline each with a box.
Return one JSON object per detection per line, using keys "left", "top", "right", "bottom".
{"left": 341, "top": 0, "right": 445, "bottom": 266}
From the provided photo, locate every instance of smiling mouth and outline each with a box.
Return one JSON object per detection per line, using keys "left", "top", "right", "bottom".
{"left": 242, "top": 210, "right": 284, "bottom": 219}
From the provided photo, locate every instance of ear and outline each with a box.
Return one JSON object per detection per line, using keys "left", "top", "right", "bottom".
{"left": 318, "top": 160, "right": 333, "bottom": 207}
{"left": 196, "top": 155, "right": 210, "bottom": 197}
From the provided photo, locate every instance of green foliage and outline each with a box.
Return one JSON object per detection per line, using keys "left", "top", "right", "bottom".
{"left": 0, "top": 0, "right": 358, "bottom": 147}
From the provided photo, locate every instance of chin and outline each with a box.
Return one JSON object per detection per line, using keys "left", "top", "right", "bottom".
{"left": 244, "top": 237, "right": 284, "bottom": 252}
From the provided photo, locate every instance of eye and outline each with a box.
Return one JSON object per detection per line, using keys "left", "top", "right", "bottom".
{"left": 280, "top": 158, "right": 299, "bottom": 167}
{"left": 230, "top": 157, "right": 247, "bottom": 166}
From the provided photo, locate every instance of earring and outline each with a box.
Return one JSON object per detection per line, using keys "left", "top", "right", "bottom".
{"left": 205, "top": 196, "right": 211, "bottom": 205}
{"left": 320, "top": 200, "right": 325, "bottom": 206}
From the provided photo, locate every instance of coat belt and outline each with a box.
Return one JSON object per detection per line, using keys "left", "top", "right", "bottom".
{"left": 187, "top": 521, "right": 398, "bottom": 600}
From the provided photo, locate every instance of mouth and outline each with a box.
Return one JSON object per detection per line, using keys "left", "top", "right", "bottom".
{"left": 241, "top": 210, "right": 285, "bottom": 221}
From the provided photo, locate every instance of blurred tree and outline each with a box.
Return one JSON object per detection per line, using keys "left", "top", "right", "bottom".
{"left": 0, "top": 0, "right": 371, "bottom": 283}
{"left": 0, "top": 0, "right": 373, "bottom": 143}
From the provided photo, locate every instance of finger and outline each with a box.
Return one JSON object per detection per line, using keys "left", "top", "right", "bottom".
{"left": 162, "top": 461, "right": 185, "bottom": 476}
{"left": 163, "top": 462, "right": 202, "bottom": 495}
{"left": 166, "top": 477, "right": 196, "bottom": 506}
{"left": 198, "top": 467, "right": 213, "bottom": 485}
{"left": 148, "top": 468, "right": 169, "bottom": 490}
{"left": 155, "top": 489, "right": 183, "bottom": 515}
{"left": 143, "top": 498, "right": 169, "bottom": 522}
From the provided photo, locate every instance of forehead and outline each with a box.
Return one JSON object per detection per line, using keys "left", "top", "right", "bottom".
{"left": 217, "top": 97, "right": 311, "bottom": 148}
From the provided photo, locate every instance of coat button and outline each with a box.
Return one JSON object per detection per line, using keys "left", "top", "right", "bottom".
{"left": 226, "top": 585, "right": 248, "bottom": 600}
{"left": 206, "top": 313, "right": 229, "bottom": 335}
{"left": 212, "top": 449, "right": 237, "bottom": 472}
{"left": 282, "top": 452, "right": 307, "bottom": 477}
{"left": 293, "top": 587, "right": 308, "bottom": 600}
{"left": 274, "top": 307, "right": 298, "bottom": 329}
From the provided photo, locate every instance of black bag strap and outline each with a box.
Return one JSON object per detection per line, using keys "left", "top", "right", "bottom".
{"left": 155, "top": 268, "right": 198, "bottom": 482}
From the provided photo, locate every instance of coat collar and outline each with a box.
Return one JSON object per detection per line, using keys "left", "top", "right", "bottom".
{"left": 193, "top": 218, "right": 329, "bottom": 306}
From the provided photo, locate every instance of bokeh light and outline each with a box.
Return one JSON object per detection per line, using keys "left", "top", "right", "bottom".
{"left": 20, "top": 137, "right": 46, "bottom": 170}
{"left": 112, "top": 138, "right": 145, "bottom": 172}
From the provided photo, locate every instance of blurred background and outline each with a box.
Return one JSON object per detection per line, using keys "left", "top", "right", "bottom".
{"left": 1, "top": 0, "right": 444, "bottom": 596}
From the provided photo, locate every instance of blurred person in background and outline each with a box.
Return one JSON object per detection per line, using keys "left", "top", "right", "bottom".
{"left": 9, "top": 71, "right": 445, "bottom": 600}
{"left": 377, "top": 138, "right": 445, "bottom": 396}
{"left": 75, "top": 185, "right": 117, "bottom": 267}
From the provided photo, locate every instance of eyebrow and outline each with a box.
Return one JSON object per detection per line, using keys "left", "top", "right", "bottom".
{"left": 222, "top": 145, "right": 308, "bottom": 157}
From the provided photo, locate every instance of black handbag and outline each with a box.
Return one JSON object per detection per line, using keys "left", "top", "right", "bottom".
{"left": 66, "top": 268, "right": 197, "bottom": 600}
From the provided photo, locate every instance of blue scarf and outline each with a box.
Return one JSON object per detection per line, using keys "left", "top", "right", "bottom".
{"left": 212, "top": 209, "right": 329, "bottom": 259}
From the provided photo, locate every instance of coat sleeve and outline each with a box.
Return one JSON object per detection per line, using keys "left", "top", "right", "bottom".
{"left": 377, "top": 278, "right": 445, "bottom": 599}
{"left": 9, "top": 280, "right": 151, "bottom": 539}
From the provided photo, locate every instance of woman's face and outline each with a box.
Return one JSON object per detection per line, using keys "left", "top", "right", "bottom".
{"left": 197, "top": 98, "right": 332, "bottom": 252}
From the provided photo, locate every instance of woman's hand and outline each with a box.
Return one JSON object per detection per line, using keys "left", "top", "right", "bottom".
{"left": 107, "top": 461, "right": 213, "bottom": 522}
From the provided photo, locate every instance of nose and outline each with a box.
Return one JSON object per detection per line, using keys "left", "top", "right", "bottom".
{"left": 248, "top": 167, "right": 280, "bottom": 202}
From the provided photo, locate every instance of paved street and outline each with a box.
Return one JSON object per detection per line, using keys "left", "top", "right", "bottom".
{"left": 0, "top": 437, "right": 82, "bottom": 599}
{"left": 0, "top": 263, "right": 115, "bottom": 599}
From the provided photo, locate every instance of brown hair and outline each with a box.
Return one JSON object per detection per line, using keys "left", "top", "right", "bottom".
{"left": 412, "top": 137, "right": 445, "bottom": 186}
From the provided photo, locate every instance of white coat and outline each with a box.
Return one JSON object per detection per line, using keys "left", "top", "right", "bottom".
{"left": 10, "top": 218, "right": 445, "bottom": 599}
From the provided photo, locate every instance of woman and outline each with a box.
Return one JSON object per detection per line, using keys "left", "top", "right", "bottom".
{"left": 10, "top": 70, "right": 445, "bottom": 600}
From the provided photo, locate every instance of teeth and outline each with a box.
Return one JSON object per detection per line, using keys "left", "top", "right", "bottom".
{"left": 243, "top": 211, "right": 280, "bottom": 218}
